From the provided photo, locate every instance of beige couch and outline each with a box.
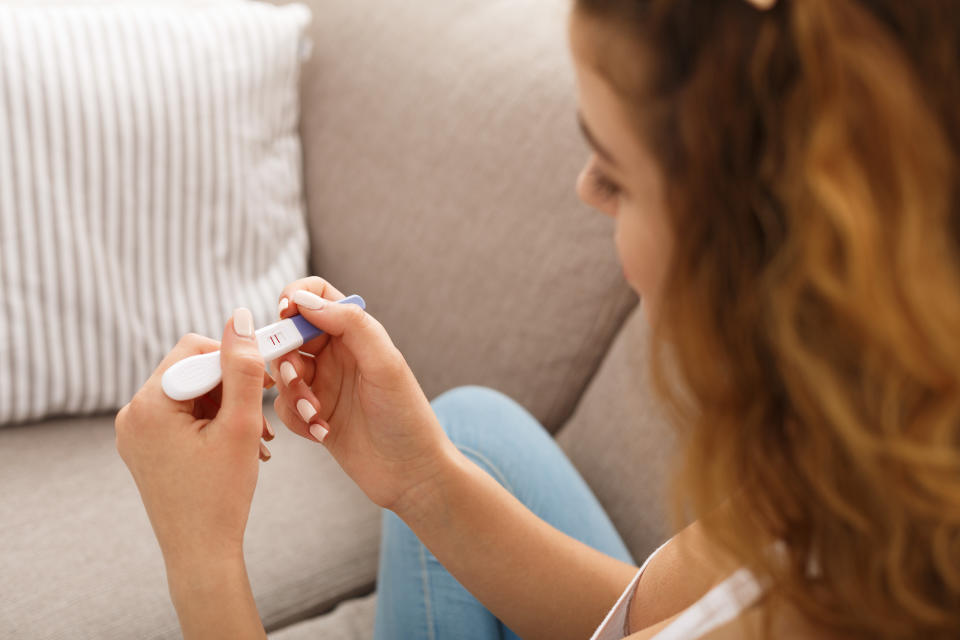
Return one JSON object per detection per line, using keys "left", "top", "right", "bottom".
{"left": 0, "top": 0, "right": 674, "bottom": 637}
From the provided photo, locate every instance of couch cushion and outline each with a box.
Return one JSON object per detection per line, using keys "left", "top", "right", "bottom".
{"left": 0, "top": 402, "right": 380, "bottom": 639}
{"left": 281, "top": 0, "right": 638, "bottom": 433}
{"left": 268, "top": 592, "right": 376, "bottom": 640}
{"left": 557, "top": 304, "right": 676, "bottom": 562}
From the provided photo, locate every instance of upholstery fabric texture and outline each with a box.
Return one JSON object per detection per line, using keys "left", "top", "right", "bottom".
{"left": 0, "top": 2, "right": 310, "bottom": 425}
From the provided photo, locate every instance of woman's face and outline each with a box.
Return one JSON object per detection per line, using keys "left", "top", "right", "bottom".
{"left": 569, "top": 10, "right": 673, "bottom": 325}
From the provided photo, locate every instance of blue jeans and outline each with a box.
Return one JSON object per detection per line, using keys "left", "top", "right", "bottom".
{"left": 373, "top": 386, "right": 635, "bottom": 640}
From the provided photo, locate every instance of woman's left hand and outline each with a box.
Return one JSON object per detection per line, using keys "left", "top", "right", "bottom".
{"left": 115, "top": 308, "right": 272, "bottom": 572}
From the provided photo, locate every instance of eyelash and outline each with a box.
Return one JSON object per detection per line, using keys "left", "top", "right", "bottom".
{"left": 589, "top": 167, "right": 621, "bottom": 199}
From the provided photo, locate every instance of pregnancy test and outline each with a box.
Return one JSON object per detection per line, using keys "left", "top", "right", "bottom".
{"left": 161, "top": 294, "right": 365, "bottom": 401}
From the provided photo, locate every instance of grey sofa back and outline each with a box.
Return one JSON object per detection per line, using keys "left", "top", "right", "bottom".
{"left": 286, "top": 0, "right": 673, "bottom": 559}
{"left": 287, "top": 0, "right": 639, "bottom": 433}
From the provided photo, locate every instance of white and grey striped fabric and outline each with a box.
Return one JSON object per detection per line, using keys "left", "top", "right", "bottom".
{"left": 0, "top": 2, "right": 312, "bottom": 425}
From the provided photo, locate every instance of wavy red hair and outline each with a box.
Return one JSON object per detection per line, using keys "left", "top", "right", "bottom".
{"left": 574, "top": 0, "right": 960, "bottom": 637}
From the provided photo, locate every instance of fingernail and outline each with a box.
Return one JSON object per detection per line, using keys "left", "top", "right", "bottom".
{"left": 265, "top": 361, "right": 277, "bottom": 383}
{"left": 292, "top": 289, "right": 326, "bottom": 310}
{"left": 278, "top": 297, "right": 289, "bottom": 315}
{"left": 264, "top": 418, "right": 275, "bottom": 440}
{"left": 233, "top": 307, "right": 254, "bottom": 338}
{"left": 259, "top": 441, "right": 272, "bottom": 461}
{"left": 280, "top": 361, "right": 298, "bottom": 386}
{"left": 297, "top": 398, "right": 317, "bottom": 423}
{"left": 309, "top": 422, "right": 329, "bottom": 443}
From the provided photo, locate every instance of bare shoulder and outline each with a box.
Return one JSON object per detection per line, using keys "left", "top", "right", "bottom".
{"left": 626, "top": 514, "right": 848, "bottom": 639}
{"left": 627, "top": 518, "right": 742, "bottom": 632}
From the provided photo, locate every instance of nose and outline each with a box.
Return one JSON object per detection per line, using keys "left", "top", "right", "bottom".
{"left": 576, "top": 156, "right": 616, "bottom": 218}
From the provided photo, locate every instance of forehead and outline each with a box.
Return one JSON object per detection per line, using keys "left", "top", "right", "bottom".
{"left": 569, "top": 7, "right": 613, "bottom": 82}
{"left": 568, "top": 7, "right": 649, "bottom": 95}
{"left": 569, "top": 10, "right": 650, "bottom": 164}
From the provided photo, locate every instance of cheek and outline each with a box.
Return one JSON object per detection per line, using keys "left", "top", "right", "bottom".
{"left": 615, "top": 201, "right": 672, "bottom": 299}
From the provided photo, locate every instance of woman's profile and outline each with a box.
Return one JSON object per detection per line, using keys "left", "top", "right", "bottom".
{"left": 115, "top": 0, "right": 960, "bottom": 638}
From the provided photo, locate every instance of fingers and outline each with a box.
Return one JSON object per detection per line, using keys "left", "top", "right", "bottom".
{"left": 277, "top": 276, "right": 346, "bottom": 318}
{"left": 141, "top": 333, "right": 222, "bottom": 412}
{"left": 147, "top": 333, "right": 220, "bottom": 390}
{"left": 273, "top": 391, "right": 330, "bottom": 444}
{"left": 217, "top": 308, "right": 266, "bottom": 436}
{"left": 278, "top": 277, "right": 345, "bottom": 356}
{"left": 288, "top": 290, "right": 404, "bottom": 381}
{"left": 264, "top": 368, "right": 276, "bottom": 390}
{"left": 271, "top": 352, "right": 329, "bottom": 444}
{"left": 272, "top": 351, "right": 316, "bottom": 389}
{"left": 147, "top": 330, "right": 276, "bottom": 398}
{"left": 262, "top": 415, "right": 275, "bottom": 442}
{"left": 272, "top": 367, "right": 330, "bottom": 444}
{"left": 157, "top": 333, "right": 221, "bottom": 371}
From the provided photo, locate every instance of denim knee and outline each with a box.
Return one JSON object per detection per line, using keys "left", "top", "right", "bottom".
{"left": 431, "top": 385, "right": 520, "bottom": 418}
{"left": 430, "top": 385, "right": 550, "bottom": 454}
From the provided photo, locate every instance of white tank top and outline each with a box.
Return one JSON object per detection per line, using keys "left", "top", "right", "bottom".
{"left": 590, "top": 540, "right": 767, "bottom": 640}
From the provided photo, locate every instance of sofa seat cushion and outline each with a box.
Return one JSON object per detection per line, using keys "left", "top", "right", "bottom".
{"left": 268, "top": 592, "right": 376, "bottom": 640}
{"left": 0, "top": 403, "right": 380, "bottom": 639}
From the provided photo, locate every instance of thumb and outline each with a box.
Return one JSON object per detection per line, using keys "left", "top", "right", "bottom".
{"left": 291, "top": 290, "right": 404, "bottom": 378}
{"left": 218, "top": 307, "right": 265, "bottom": 433}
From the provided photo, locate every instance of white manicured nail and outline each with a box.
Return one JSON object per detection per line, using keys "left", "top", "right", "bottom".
{"left": 309, "top": 423, "right": 329, "bottom": 443}
{"left": 297, "top": 398, "right": 317, "bottom": 423}
{"left": 280, "top": 361, "right": 298, "bottom": 386}
{"left": 292, "top": 290, "right": 326, "bottom": 310}
{"left": 278, "top": 297, "right": 289, "bottom": 315}
{"left": 233, "top": 307, "right": 254, "bottom": 337}
{"left": 259, "top": 441, "right": 271, "bottom": 461}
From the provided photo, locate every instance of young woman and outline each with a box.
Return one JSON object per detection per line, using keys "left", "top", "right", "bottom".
{"left": 115, "top": 0, "right": 960, "bottom": 638}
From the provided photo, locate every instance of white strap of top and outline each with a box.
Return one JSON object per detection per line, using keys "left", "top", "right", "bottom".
{"left": 650, "top": 567, "right": 767, "bottom": 639}
{"left": 589, "top": 538, "right": 767, "bottom": 640}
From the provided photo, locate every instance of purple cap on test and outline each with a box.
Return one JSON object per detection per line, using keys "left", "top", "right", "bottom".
{"left": 291, "top": 294, "right": 366, "bottom": 343}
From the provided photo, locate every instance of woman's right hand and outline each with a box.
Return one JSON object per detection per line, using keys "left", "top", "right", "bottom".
{"left": 269, "top": 277, "right": 457, "bottom": 513}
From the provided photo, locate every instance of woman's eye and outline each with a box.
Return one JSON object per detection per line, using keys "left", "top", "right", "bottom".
{"left": 590, "top": 167, "right": 621, "bottom": 199}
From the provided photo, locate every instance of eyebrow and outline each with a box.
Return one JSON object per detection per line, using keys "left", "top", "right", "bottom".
{"left": 577, "top": 111, "right": 618, "bottom": 167}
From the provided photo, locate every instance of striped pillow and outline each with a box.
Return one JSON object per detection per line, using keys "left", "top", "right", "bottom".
{"left": 0, "top": 2, "right": 312, "bottom": 425}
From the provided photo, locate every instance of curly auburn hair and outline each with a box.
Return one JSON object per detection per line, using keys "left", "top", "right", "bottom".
{"left": 574, "top": 0, "right": 960, "bottom": 637}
